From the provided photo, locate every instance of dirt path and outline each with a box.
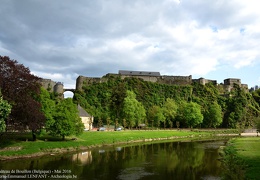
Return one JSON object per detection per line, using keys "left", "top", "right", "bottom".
{"left": 241, "top": 132, "right": 258, "bottom": 136}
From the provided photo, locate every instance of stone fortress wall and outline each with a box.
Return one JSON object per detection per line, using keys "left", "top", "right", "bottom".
{"left": 39, "top": 79, "right": 64, "bottom": 94}
{"left": 40, "top": 70, "right": 249, "bottom": 94}
{"left": 75, "top": 71, "right": 193, "bottom": 91}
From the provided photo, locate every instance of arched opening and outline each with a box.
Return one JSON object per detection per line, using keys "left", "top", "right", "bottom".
{"left": 64, "top": 91, "right": 74, "bottom": 98}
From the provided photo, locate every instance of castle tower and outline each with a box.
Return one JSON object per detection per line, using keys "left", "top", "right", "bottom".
{"left": 76, "top": 76, "right": 85, "bottom": 91}
{"left": 54, "top": 82, "right": 64, "bottom": 95}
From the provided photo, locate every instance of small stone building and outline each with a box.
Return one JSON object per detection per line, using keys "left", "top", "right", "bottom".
{"left": 77, "top": 105, "right": 93, "bottom": 130}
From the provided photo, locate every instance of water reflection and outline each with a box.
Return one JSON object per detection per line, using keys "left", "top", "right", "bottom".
{"left": 72, "top": 151, "right": 92, "bottom": 165}
{"left": 0, "top": 139, "right": 226, "bottom": 180}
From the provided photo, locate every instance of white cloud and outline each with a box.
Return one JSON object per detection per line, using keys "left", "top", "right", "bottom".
{"left": 1, "top": 0, "right": 260, "bottom": 87}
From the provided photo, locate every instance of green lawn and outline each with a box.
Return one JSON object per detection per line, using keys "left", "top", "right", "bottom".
{"left": 233, "top": 137, "right": 260, "bottom": 180}
{"left": 0, "top": 129, "right": 237, "bottom": 158}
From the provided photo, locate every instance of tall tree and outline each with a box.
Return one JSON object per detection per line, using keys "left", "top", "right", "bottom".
{"left": 39, "top": 88, "right": 56, "bottom": 130}
{"left": 204, "top": 101, "right": 222, "bottom": 128}
{"left": 182, "top": 102, "right": 203, "bottom": 128}
{"left": 122, "top": 90, "right": 146, "bottom": 129}
{"left": 110, "top": 82, "right": 126, "bottom": 119}
{"left": 0, "top": 56, "right": 45, "bottom": 140}
{"left": 163, "top": 98, "right": 178, "bottom": 127}
{"left": 0, "top": 91, "right": 11, "bottom": 133}
{"left": 148, "top": 105, "right": 165, "bottom": 128}
{"left": 46, "top": 98, "right": 84, "bottom": 140}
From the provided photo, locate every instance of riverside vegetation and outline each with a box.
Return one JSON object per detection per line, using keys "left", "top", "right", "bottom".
{"left": 1, "top": 56, "right": 260, "bottom": 140}
{"left": 222, "top": 137, "right": 260, "bottom": 180}
{"left": 1, "top": 56, "right": 260, "bottom": 177}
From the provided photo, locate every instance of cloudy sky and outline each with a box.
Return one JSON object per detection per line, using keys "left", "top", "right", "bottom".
{"left": 1, "top": 0, "right": 260, "bottom": 97}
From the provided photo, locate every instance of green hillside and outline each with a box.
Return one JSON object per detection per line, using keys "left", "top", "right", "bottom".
{"left": 74, "top": 76, "right": 260, "bottom": 129}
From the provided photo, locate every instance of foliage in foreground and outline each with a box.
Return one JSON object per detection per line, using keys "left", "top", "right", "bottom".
{"left": 0, "top": 92, "right": 11, "bottom": 133}
{"left": 40, "top": 89, "right": 84, "bottom": 140}
{"left": 222, "top": 137, "right": 260, "bottom": 180}
{"left": 221, "top": 141, "right": 245, "bottom": 180}
{"left": 0, "top": 56, "right": 45, "bottom": 140}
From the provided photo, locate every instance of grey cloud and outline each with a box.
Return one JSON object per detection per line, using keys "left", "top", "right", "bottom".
{"left": 1, "top": 0, "right": 260, "bottom": 89}
{"left": 179, "top": 0, "right": 255, "bottom": 28}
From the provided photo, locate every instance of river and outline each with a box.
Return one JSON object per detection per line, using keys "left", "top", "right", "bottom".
{"left": 0, "top": 139, "right": 227, "bottom": 180}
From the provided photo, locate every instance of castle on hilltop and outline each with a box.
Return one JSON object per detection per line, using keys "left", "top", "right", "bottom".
{"left": 40, "top": 70, "right": 249, "bottom": 95}
{"left": 76, "top": 70, "right": 248, "bottom": 92}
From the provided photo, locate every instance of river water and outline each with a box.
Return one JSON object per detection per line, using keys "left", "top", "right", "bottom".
{"left": 0, "top": 139, "right": 227, "bottom": 180}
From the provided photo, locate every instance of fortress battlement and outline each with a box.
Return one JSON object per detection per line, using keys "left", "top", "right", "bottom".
{"left": 40, "top": 70, "right": 249, "bottom": 95}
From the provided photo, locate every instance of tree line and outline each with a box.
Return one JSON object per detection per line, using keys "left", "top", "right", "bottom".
{"left": 74, "top": 74, "right": 260, "bottom": 130}
{"left": 1, "top": 56, "right": 260, "bottom": 141}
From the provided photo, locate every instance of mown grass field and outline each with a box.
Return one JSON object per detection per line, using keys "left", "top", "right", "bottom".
{"left": 0, "top": 129, "right": 238, "bottom": 158}
{"left": 232, "top": 137, "right": 260, "bottom": 180}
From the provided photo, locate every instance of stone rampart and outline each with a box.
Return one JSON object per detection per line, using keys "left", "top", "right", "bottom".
{"left": 159, "top": 75, "right": 192, "bottom": 85}
{"left": 192, "top": 78, "right": 217, "bottom": 85}
{"left": 76, "top": 73, "right": 193, "bottom": 91}
{"left": 39, "top": 79, "right": 64, "bottom": 94}
{"left": 41, "top": 71, "right": 249, "bottom": 94}
{"left": 76, "top": 76, "right": 107, "bottom": 91}
{"left": 120, "top": 75, "right": 158, "bottom": 83}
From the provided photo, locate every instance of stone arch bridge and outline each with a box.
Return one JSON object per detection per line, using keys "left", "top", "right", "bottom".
{"left": 40, "top": 79, "right": 75, "bottom": 98}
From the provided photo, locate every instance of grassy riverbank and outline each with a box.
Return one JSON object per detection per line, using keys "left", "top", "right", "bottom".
{"left": 233, "top": 137, "right": 260, "bottom": 180}
{"left": 0, "top": 129, "right": 238, "bottom": 160}
{"left": 223, "top": 137, "right": 260, "bottom": 180}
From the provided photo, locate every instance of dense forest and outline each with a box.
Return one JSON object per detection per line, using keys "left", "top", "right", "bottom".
{"left": 74, "top": 75, "right": 260, "bottom": 129}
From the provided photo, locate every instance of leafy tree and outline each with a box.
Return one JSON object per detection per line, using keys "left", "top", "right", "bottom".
{"left": 110, "top": 82, "right": 126, "bottom": 119}
{"left": 163, "top": 98, "right": 178, "bottom": 127}
{"left": 148, "top": 105, "right": 165, "bottom": 128}
{"left": 122, "top": 90, "right": 146, "bottom": 129}
{"left": 0, "top": 91, "right": 11, "bottom": 133}
{"left": 0, "top": 56, "right": 45, "bottom": 140}
{"left": 39, "top": 88, "right": 56, "bottom": 129}
{"left": 106, "top": 117, "right": 111, "bottom": 130}
{"left": 204, "top": 101, "right": 222, "bottom": 128}
{"left": 176, "top": 121, "right": 180, "bottom": 129}
{"left": 182, "top": 102, "right": 203, "bottom": 128}
{"left": 98, "top": 118, "right": 103, "bottom": 128}
{"left": 175, "top": 100, "right": 188, "bottom": 127}
{"left": 115, "top": 118, "right": 119, "bottom": 129}
{"left": 122, "top": 119, "right": 127, "bottom": 129}
{"left": 46, "top": 98, "right": 84, "bottom": 140}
